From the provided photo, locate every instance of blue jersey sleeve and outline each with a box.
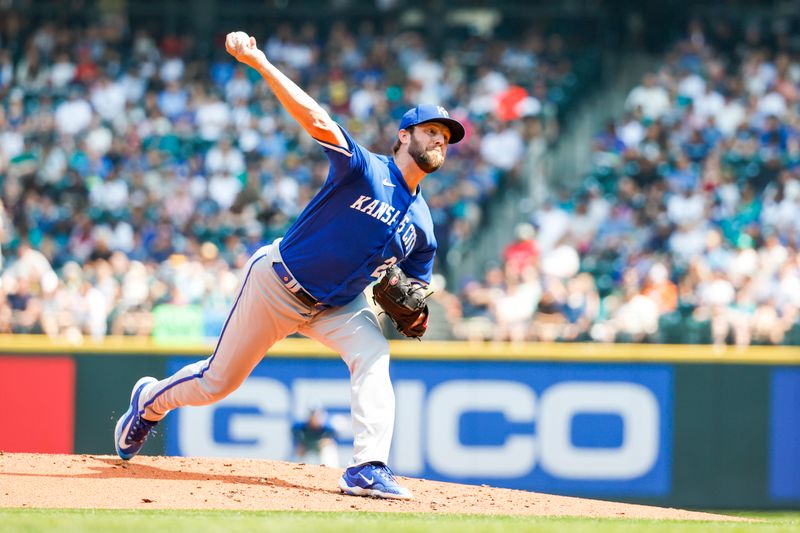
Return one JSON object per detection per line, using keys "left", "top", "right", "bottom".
{"left": 313, "top": 124, "right": 370, "bottom": 185}
{"left": 400, "top": 242, "right": 435, "bottom": 284}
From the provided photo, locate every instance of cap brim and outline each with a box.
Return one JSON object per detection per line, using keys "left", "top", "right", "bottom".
{"left": 416, "top": 118, "right": 466, "bottom": 144}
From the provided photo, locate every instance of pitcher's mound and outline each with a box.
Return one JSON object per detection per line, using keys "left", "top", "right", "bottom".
{"left": 0, "top": 453, "right": 744, "bottom": 521}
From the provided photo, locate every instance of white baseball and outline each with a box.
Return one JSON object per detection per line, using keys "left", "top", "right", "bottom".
{"left": 227, "top": 32, "right": 247, "bottom": 54}
{"left": 235, "top": 32, "right": 248, "bottom": 51}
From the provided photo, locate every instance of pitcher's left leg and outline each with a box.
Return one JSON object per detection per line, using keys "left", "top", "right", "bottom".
{"left": 299, "top": 296, "right": 411, "bottom": 499}
{"left": 299, "top": 295, "right": 394, "bottom": 465}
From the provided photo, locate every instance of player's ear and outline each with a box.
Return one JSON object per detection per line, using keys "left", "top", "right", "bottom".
{"left": 398, "top": 129, "right": 411, "bottom": 144}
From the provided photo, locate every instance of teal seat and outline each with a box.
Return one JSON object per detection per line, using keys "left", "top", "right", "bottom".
{"left": 784, "top": 322, "right": 800, "bottom": 346}
{"left": 657, "top": 312, "right": 683, "bottom": 344}
{"left": 684, "top": 317, "right": 712, "bottom": 344}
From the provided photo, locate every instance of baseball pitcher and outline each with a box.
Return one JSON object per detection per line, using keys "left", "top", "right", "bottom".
{"left": 114, "top": 31, "right": 465, "bottom": 500}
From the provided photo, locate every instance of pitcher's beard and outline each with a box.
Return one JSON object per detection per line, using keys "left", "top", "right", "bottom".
{"left": 409, "top": 138, "right": 444, "bottom": 173}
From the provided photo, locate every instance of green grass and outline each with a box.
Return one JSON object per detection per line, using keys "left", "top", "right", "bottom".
{"left": 0, "top": 509, "right": 797, "bottom": 533}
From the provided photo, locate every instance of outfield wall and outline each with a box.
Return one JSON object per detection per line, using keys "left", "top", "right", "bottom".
{"left": 1, "top": 335, "right": 798, "bottom": 509}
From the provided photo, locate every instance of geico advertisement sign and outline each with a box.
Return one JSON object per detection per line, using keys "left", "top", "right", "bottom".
{"left": 165, "top": 359, "right": 672, "bottom": 496}
{"left": 412, "top": 380, "right": 658, "bottom": 480}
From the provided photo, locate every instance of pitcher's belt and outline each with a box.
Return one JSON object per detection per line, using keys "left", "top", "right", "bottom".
{"left": 272, "top": 261, "right": 327, "bottom": 309}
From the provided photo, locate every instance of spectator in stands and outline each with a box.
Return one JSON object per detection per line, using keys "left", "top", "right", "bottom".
{"left": 503, "top": 223, "right": 539, "bottom": 276}
{"left": 606, "top": 284, "right": 660, "bottom": 343}
{"left": 529, "top": 277, "right": 567, "bottom": 342}
{"left": 455, "top": 266, "right": 505, "bottom": 342}
{"left": 625, "top": 72, "right": 671, "bottom": 120}
{"left": 560, "top": 273, "right": 600, "bottom": 341}
{"left": 0, "top": 202, "right": 8, "bottom": 272}
{"left": 492, "top": 268, "right": 541, "bottom": 343}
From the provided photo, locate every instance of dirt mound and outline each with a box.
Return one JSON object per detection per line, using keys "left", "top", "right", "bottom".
{"left": 0, "top": 453, "right": 744, "bottom": 521}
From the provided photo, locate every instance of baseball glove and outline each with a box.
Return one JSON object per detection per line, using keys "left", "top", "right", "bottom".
{"left": 372, "top": 265, "right": 432, "bottom": 339}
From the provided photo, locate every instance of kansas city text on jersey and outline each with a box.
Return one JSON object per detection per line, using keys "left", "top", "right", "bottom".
{"left": 349, "top": 194, "right": 418, "bottom": 253}
{"left": 349, "top": 194, "right": 401, "bottom": 225}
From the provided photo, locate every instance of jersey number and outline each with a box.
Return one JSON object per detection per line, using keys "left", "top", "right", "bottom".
{"left": 371, "top": 257, "right": 397, "bottom": 278}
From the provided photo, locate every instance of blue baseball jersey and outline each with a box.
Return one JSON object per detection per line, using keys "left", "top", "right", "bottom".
{"left": 278, "top": 125, "right": 437, "bottom": 307}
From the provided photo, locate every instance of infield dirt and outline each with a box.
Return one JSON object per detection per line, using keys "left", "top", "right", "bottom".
{"left": 0, "top": 453, "right": 746, "bottom": 521}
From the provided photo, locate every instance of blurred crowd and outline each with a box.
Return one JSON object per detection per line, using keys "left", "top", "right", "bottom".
{"left": 454, "top": 18, "right": 800, "bottom": 347}
{"left": 5, "top": 13, "right": 796, "bottom": 347}
{"left": 0, "top": 12, "right": 584, "bottom": 340}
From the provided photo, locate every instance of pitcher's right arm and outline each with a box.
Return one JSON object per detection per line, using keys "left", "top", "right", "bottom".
{"left": 225, "top": 31, "right": 347, "bottom": 150}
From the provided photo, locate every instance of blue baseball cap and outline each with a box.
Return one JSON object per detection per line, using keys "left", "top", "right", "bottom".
{"left": 398, "top": 105, "right": 465, "bottom": 144}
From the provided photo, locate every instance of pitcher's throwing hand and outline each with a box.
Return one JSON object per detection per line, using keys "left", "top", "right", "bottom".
{"left": 225, "top": 31, "right": 266, "bottom": 68}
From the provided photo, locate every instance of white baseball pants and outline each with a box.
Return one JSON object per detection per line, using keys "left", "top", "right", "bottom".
{"left": 138, "top": 242, "right": 394, "bottom": 466}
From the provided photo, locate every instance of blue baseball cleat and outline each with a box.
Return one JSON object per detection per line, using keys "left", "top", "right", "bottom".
{"left": 114, "top": 376, "right": 158, "bottom": 460}
{"left": 338, "top": 463, "right": 413, "bottom": 500}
